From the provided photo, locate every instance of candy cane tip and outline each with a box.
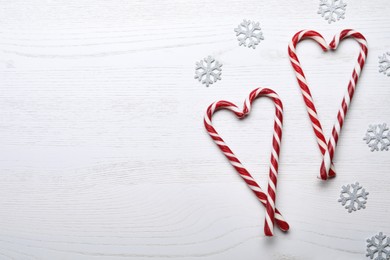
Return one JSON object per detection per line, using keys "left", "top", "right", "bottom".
{"left": 264, "top": 228, "right": 274, "bottom": 237}
{"left": 238, "top": 113, "right": 247, "bottom": 119}
{"left": 317, "top": 175, "right": 327, "bottom": 181}
{"left": 279, "top": 223, "right": 290, "bottom": 232}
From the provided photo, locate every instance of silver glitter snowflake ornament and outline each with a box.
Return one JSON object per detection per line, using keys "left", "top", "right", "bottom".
{"left": 366, "top": 232, "right": 390, "bottom": 260}
{"left": 379, "top": 52, "right": 390, "bottom": 76}
{"left": 317, "top": 0, "right": 347, "bottom": 24}
{"left": 338, "top": 182, "right": 369, "bottom": 213}
{"left": 234, "top": 20, "right": 264, "bottom": 49}
{"left": 363, "top": 124, "right": 390, "bottom": 152}
{"left": 194, "top": 56, "right": 222, "bottom": 87}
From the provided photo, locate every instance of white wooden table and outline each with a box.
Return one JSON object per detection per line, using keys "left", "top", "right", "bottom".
{"left": 0, "top": 1, "right": 389, "bottom": 259}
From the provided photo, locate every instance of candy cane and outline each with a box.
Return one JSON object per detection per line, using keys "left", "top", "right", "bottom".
{"left": 204, "top": 88, "right": 288, "bottom": 236}
{"left": 288, "top": 29, "right": 368, "bottom": 180}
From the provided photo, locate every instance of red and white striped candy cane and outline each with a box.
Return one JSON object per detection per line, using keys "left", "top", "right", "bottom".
{"left": 204, "top": 88, "right": 288, "bottom": 236}
{"left": 288, "top": 29, "right": 368, "bottom": 180}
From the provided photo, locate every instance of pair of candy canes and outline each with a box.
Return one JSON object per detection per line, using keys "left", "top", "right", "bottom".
{"left": 204, "top": 29, "right": 368, "bottom": 236}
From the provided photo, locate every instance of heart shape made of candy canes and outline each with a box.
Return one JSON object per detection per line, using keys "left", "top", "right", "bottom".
{"left": 288, "top": 29, "right": 368, "bottom": 180}
{"left": 204, "top": 88, "right": 289, "bottom": 236}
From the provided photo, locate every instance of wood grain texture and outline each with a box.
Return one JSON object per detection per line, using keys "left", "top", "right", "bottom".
{"left": 0, "top": 0, "right": 389, "bottom": 259}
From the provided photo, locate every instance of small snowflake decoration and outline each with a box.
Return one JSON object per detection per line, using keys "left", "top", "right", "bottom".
{"left": 234, "top": 20, "right": 264, "bottom": 49}
{"left": 363, "top": 124, "right": 390, "bottom": 152}
{"left": 317, "top": 0, "right": 347, "bottom": 24}
{"left": 379, "top": 52, "right": 390, "bottom": 77}
{"left": 338, "top": 182, "right": 369, "bottom": 213}
{"left": 194, "top": 56, "right": 222, "bottom": 87}
{"left": 366, "top": 232, "right": 390, "bottom": 260}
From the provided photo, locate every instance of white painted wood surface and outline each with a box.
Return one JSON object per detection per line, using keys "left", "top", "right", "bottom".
{"left": 0, "top": 1, "right": 389, "bottom": 259}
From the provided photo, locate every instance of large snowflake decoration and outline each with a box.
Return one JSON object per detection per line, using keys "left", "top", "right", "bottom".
{"left": 194, "top": 56, "right": 222, "bottom": 87}
{"left": 379, "top": 52, "right": 390, "bottom": 77}
{"left": 234, "top": 20, "right": 264, "bottom": 49}
{"left": 363, "top": 124, "right": 390, "bottom": 152}
{"left": 338, "top": 182, "right": 369, "bottom": 213}
{"left": 317, "top": 0, "right": 347, "bottom": 24}
{"left": 366, "top": 232, "right": 390, "bottom": 260}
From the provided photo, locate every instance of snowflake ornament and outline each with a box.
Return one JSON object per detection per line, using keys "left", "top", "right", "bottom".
{"left": 317, "top": 0, "right": 347, "bottom": 24}
{"left": 363, "top": 124, "right": 390, "bottom": 152}
{"left": 366, "top": 232, "right": 390, "bottom": 260}
{"left": 379, "top": 52, "right": 390, "bottom": 76}
{"left": 338, "top": 182, "right": 369, "bottom": 213}
{"left": 234, "top": 20, "right": 264, "bottom": 49}
{"left": 194, "top": 56, "right": 222, "bottom": 87}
